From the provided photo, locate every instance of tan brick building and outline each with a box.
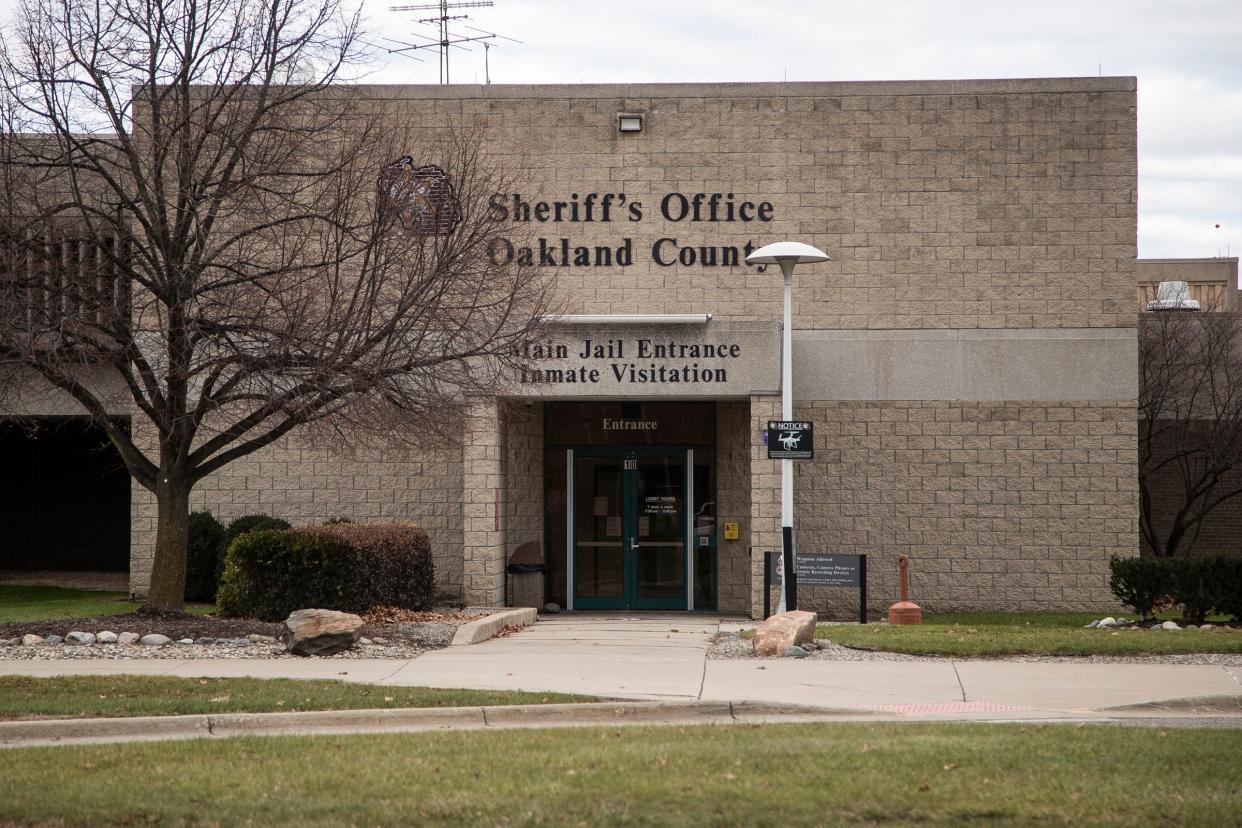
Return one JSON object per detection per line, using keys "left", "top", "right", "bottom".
{"left": 4, "top": 77, "right": 1143, "bottom": 617}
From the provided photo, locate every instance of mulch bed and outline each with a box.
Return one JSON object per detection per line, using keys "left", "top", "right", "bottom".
{"left": 0, "top": 609, "right": 282, "bottom": 641}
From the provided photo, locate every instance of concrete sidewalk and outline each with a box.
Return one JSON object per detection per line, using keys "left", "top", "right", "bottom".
{"left": 4, "top": 614, "right": 1241, "bottom": 722}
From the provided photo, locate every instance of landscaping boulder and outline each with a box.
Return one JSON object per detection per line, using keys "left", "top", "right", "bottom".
{"left": 139, "top": 634, "right": 172, "bottom": 646}
{"left": 117, "top": 632, "right": 140, "bottom": 645}
{"left": 281, "top": 608, "right": 364, "bottom": 657}
{"left": 752, "top": 610, "right": 818, "bottom": 657}
{"left": 21, "top": 634, "right": 44, "bottom": 646}
{"left": 97, "top": 631, "right": 118, "bottom": 644}
{"left": 65, "top": 632, "right": 96, "bottom": 645}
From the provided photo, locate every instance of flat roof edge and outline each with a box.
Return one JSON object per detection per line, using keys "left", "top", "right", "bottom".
{"left": 1138, "top": 257, "right": 1239, "bottom": 264}
{"left": 327, "top": 77, "right": 1137, "bottom": 100}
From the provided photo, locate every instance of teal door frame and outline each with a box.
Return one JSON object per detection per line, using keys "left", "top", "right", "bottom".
{"left": 568, "top": 446, "right": 692, "bottom": 611}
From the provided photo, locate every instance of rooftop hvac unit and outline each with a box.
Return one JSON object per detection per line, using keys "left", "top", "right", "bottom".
{"left": 1147, "top": 281, "right": 1201, "bottom": 311}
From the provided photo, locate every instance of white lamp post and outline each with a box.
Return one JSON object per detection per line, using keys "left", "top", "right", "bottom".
{"left": 745, "top": 241, "right": 831, "bottom": 613}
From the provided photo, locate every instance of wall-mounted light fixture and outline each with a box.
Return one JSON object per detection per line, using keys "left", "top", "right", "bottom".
{"left": 617, "top": 113, "right": 643, "bottom": 133}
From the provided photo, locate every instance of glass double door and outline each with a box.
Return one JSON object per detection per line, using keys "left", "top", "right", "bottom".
{"left": 572, "top": 449, "right": 687, "bottom": 610}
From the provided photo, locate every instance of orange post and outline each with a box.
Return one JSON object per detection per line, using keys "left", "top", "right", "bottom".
{"left": 887, "top": 554, "right": 922, "bottom": 625}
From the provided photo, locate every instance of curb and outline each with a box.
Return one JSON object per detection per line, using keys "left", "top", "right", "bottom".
{"left": 0, "top": 700, "right": 858, "bottom": 749}
{"left": 450, "top": 608, "right": 537, "bottom": 646}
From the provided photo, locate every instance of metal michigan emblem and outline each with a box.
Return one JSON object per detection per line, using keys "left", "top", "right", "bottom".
{"left": 381, "top": 156, "right": 461, "bottom": 235}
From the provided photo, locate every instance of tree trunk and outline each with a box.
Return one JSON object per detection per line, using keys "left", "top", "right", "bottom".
{"left": 144, "top": 475, "right": 192, "bottom": 612}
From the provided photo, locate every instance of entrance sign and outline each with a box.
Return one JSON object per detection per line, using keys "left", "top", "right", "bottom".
{"left": 509, "top": 321, "right": 779, "bottom": 398}
{"left": 766, "top": 420, "right": 813, "bottom": 460}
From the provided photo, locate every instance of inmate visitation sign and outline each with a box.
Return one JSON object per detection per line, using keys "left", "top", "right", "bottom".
{"left": 766, "top": 420, "right": 813, "bottom": 460}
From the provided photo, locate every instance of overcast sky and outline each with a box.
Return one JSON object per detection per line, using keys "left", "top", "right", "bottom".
{"left": 361, "top": 0, "right": 1242, "bottom": 263}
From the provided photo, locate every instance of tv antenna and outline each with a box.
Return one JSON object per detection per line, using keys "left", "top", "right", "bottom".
{"left": 387, "top": 1, "right": 520, "bottom": 84}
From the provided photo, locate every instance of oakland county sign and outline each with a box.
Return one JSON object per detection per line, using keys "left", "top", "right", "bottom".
{"left": 508, "top": 322, "right": 780, "bottom": 398}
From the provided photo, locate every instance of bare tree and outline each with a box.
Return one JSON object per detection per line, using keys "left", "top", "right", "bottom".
{"left": 0, "top": 0, "right": 553, "bottom": 610}
{"left": 1138, "top": 305, "right": 1242, "bottom": 558}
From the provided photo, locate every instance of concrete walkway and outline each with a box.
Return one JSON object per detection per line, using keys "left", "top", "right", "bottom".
{"left": 5, "top": 614, "right": 1241, "bottom": 723}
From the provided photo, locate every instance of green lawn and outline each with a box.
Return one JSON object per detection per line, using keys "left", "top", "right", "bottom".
{"left": 0, "top": 675, "right": 591, "bottom": 719}
{"left": 0, "top": 723, "right": 1238, "bottom": 826}
{"left": 813, "top": 611, "right": 1242, "bottom": 657}
{"left": 0, "top": 585, "right": 215, "bottom": 623}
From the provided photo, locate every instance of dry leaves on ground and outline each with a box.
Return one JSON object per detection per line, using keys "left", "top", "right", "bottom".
{"left": 361, "top": 607, "right": 483, "bottom": 625}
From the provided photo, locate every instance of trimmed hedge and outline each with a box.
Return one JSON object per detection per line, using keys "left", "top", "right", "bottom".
{"left": 1107, "top": 556, "right": 1173, "bottom": 619}
{"left": 217, "top": 530, "right": 360, "bottom": 621}
{"left": 185, "top": 511, "right": 227, "bottom": 603}
{"left": 305, "top": 522, "right": 435, "bottom": 612}
{"left": 225, "top": 514, "right": 292, "bottom": 545}
{"left": 215, "top": 522, "right": 435, "bottom": 620}
{"left": 1109, "top": 555, "right": 1242, "bottom": 621}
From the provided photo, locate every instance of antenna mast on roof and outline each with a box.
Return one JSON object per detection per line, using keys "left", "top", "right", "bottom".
{"left": 387, "top": 1, "right": 520, "bottom": 84}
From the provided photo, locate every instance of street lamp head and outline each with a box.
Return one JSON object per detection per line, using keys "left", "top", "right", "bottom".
{"left": 745, "top": 241, "right": 831, "bottom": 266}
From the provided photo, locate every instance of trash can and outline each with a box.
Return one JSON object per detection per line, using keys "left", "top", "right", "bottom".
{"left": 506, "top": 541, "right": 546, "bottom": 609}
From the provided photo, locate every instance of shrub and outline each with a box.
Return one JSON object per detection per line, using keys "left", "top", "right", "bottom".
{"left": 1108, "top": 556, "right": 1173, "bottom": 619}
{"left": 217, "top": 529, "right": 360, "bottom": 621}
{"left": 306, "top": 522, "right": 435, "bottom": 611}
{"left": 185, "top": 511, "right": 227, "bottom": 603}
{"left": 1171, "top": 557, "right": 1224, "bottom": 624}
{"left": 225, "top": 514, "right": 292, "bottom": 545}
{"left": 1217, "top": 558, "right": 1242, "bottom": 621}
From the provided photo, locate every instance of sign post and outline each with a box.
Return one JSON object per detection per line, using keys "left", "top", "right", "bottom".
{"left": 746, "top": 242, "right": 831, "bottom": 615}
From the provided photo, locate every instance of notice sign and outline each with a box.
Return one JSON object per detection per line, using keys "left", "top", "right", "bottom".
{"left": 795, "top": 554, "right": 862, "bottom": 587}
{"left": 766, "top": 420, "right": 813, "bottom": 460}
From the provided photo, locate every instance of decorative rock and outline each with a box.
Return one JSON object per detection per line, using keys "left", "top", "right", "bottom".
{"left": 117, "top": 632, "right": 141, "bottom": 645}
{"left": 1184, "top": 625, "right": 1198, "bottom": 631}
{"left": 97, "top": 631, "right": 118, "bottom": 644}
{"left": 65, "top": 632, "right": 96, "bottom": 645}
{"left": 196, "top": 637, "right": 215, "bottom": 645}
{"left": 543, "top": 602, "right": 561, "bottom": 614}
{"left": 752, "top": 610, "right": 818, "bottom": 657}
{"left": 784, "top": 646, "right": 809, "bottom": 658}
{"left": 372, "top": 637, "right": 389, "bottom": 645}
{"left": 1097, "top": 617, "right": 1117, "bottom": 628}
{"left": 247, "top": 634, "right": 277, "bottom": 644}
{"left": 2, "top": 637, "right": 20, "bottom": 646}
{"left": 280, "top": 608, "right": 364, "bottom": 657}
{"left": 1161, "top": 621, "right": 1180, "bottom": 631}
{"left": 1201, "top": 624, "right": 1215, "bottom": 630}
{"left": 45, "top": 635, "right": 64, "bottom": 644}
{"left": 1084, "top": 620, "right": 1099, "bottom": 628}
{"left": 799, "top": 641, "right": 818, "bottom": 652}
{"left": 139, "top": 634, "right": 172, "bottom": 646}
{"left": 21, "top": 634, "right": 44, "bottom": 646}
{"left": 359, "top": 637, "right": 373, "bottom": 646}
{"left": 176, "top": 638, "right": 193, "bottom": 644}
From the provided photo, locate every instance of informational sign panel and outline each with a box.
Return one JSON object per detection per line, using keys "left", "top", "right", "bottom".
{"left": 764, "top": 552, "right": 868, "bottom": 624}
{"left": 795, "top": 553, "right": 862, "bottom": 587}
{"left": 766, "top": 420, "right": 813, "bottom": 460}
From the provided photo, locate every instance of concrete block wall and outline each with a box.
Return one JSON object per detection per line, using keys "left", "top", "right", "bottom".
{"left": 714, "top": 400, "right": 751, "bottom": 613}
{"left": 792, "top": 400, "right": 1138, "bottom": 614}
{"left": 129, "top": 427, "right": 465, "bottom": 600}
{"left": 462, "top": 398, "right": 505, "bottom": 606}
{"left": 504, "top": 401, "right": 545, "bottom": 561}
{"left": 365, "top": 78, "right": 1137, "bottom": 331}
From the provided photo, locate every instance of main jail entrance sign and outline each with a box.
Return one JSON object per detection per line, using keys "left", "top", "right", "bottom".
{"left": 509, "top": 321, "right": 780, "bottom": 397}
